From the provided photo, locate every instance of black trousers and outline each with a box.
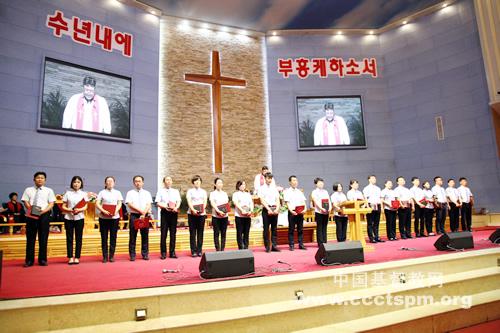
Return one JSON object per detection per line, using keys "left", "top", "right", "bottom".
{"left": 414, "top": 206, "right": 425, "bottom": 236}
{"left": 397, "top": 207, "right": 411, "bottom": 237}
{"left": 384, "top": 209, "right": 397, "bottom": 239}
{"left": 129, "top": 213, "right": 149, "bottom": 258}
{"left": 334, "top": 215, "right": 348, "bottom": 242}
{"left": 262, "top": 208, "right": 278, "bottom": 250}
{"left": 212, "top": 216, "right": 228, "bottom": 251}
{"left": 315, "top": 212, "right": 329, "bottom": 245}
{"left": 99, "top": 218, "right": 119, "bottom": 259}
{"left": 461, "top": 202, "right": 472, "bottom": 231}
{"left": 235, "top": 216, "right": 251, "bottom": 249}
{"left": 435, "top": 205, "right": 448, "bottom": 233}
{"left": 424, "top": 208, "right": 434, "bottom": 234}
{"left": 288, "top": 212, "right": 304, "bottom": 247}
{"left": 449, "top": 202, "right": 460, "bottom": 232}
{"left": 188, "top": 214, "right": 205, "bottom": 254}
{"left": 160, "top": 209, "right": 177, "bottom": 255}
{"left": 25, "top": 212, "right": 50, "bottom": 264}
{"left": 64, "top": 218, "right": 84, "bottom": 258}
{"left": 366, "top": 209, "right": 381, "bottom": 241}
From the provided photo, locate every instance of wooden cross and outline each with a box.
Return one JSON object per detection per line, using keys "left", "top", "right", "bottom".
{"left": 184, "top": 50, "right": 246, "bottom": 173}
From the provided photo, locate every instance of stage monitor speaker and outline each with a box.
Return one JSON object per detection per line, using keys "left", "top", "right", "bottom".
{"left": 199, "top": 250, "right": 254, "bottom": 279}
{"left": 488, "top": 229, "right": 500, "bottom": 244}
{"left": 434, "top": 232, "right": 474, "bottom": 251}
{"left": 315, "top": 241, "right": 364, "bottom": 266}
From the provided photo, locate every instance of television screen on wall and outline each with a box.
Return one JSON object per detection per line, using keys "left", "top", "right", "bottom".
{"left": 296, "top": 95, "right": 366, "bottom": 150}
{"left": 38, "top": 57, "right": 131, "bottom": 141}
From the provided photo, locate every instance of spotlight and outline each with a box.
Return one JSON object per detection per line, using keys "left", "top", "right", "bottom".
{"left": 402, "top": 20, "right": 408, "bottom": 25}
{"left": 442, "top": 3, "right": 448, "bottom": 8}
{"left": 201, "top": 22, "right": 209, "bottom": 29}
{"left": 272, "top": 31, "right": 277, "bottom": 36}
{"left": 369, "top": 30, "right": 374, "bottom": 35}
{"left": 336, "top": 30, "right": 342, "bottom": 35}
{"left": 220, "top": 26, "right": 228, "bottom": 32}
{"left": 240, "top": 30, "right": 248, "bottom": 36}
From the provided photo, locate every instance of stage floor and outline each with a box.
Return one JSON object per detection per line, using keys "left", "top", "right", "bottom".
{"left": 0, "top": 228, "right": 498, "bottom": 300}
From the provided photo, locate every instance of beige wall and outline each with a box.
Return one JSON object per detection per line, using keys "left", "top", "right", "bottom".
{"left": 158, "top": 17, "right": 271, "bottom": 194}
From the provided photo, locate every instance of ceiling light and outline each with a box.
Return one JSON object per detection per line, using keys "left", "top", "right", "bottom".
{"left": 402, "top": 20, "right": 408, "bottom": 25}
{"left": 272, "top": 31, "right": 277, "bottom": 36}
{"left": 442, "top": 3, "right": 448, "bottom": 8}
{"left": 369, "top": 30, "right": 374, "bottom": 35}
{"left": 337, "top": 31, "right": 342, "bottom": 35}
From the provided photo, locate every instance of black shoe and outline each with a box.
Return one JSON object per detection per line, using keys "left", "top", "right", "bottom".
{"left": 289, "top": 246, "right": 294, "bottom": 251}
{"left": 39, "top": 261, "right": 48, "bottom": 266}
{"left": 197, "top": 252, "right": 202, "bottom": 257}
{"left": 160, "top": 254, "right": 166, "bottom": 260}
{"left": 376, "top": 239, "right": 385, "bottom": 243}
{"left": 23, "top": 261, "right": 33, "bottom": 268}
{"left": 129, "top": 256, "right": 135, "bottom": 262}
{"left": 265, "top": 248, "right": 271, "bottom": 253}
{"left": 407, "top": 235, "right": 413, "bottom": 239}
{"left": 143, "top": 255, "right": 149, "bottom": 260}
{"left": 369, "top": 240, "right": 377, "bottom": 244}
{"left": 299, "top": 245, "right": 307, "bottom": 250}
{"left": 170, "top": 253, "right": 177, "bottom": 259}
{"left": 271, "top": 247, "right": 281, "bottom": 252}
{"left": 109, "top": 257, "right": 115, "bottom": 262}
{"left": 401, "top": 235, "right": 407, "bottom": 239}
{"left": 102, "top": 257, "right": 108, "bottom": 263}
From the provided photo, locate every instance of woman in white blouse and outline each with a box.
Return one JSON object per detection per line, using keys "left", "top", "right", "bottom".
{"left": 209, "top": 178, "right": 230, "bottom": 251}
{"left": 331, "top": 183, "right": 348, "bottom": 242}
{"left": 232, "top": 180, "right": 254, "bottom": 250}
{"left": 311, "top": 177, "right": 331, "bottom": 246}
{"left": 186, "top": 175, "right": 208, "bottom": 257}
{"left": 62, "top": 176, "right": 88, "bottom": 265}
{"left": 346, "top": 179, "right": 364, "bottom": 201}
{"left": 95, "top": 176, "right": 123, "bottom": 263}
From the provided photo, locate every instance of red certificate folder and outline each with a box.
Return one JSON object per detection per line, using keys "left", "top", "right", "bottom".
{"left": 391, "top": 200, "right": 400, "bottom": 210}
{"left": 240, "top": 205, "right": 251, "bottom": 217}
{"left": 419, "top": 198, "right": 428, "bottom": 206}
{"left": 73, "top": 198, "right": 86, "bottom": 210}
{"left": 26, "top": 207, "right": 40, "bottom": 220}
{"left": 102, "top": 204, "right": 116, "bottom": 217}
{"left": 193, "top": 204, "right": 204, "bottom": 215}
{"left": 134, "top": 216, "right": 151, "bottom": 230}
{"left": 321, "top": 199, "right": 329, "bottom": 211}
{"left": 295, "top": 205, "right": 305, "bottom": 214}
{"left": 216, "top": 203, "right": 230, "bottom": 217}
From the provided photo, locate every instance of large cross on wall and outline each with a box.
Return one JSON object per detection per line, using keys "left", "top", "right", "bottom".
{"left": 185, "top": 50, "right": 246, "bottom": 173}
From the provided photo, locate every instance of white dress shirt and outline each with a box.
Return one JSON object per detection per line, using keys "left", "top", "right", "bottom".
{"left": 258, "top": 183, "right": 280, "bottom": 208}
{"left": 186, "top": 187, "right": 207, "bottom": 215}
{"left": 432, "top": 185, "right": 447, "bottom": 203}
{"left": 410, "top": 186, "right": 425, "bottom": 205}
{"left": 380, "top": 188, "right": 397, "bottom": 210}
{"left": 458, "top": 186, "right": 473, "bottom": 203}
{"left": 253, "top": 174, "right": 276, "bottom": 194}
{"left": 21, "top": 186, "right": 56, "bottom": 211}
{"left": 331, "top": 192, "right": 348, "bottom": 216}
{"left": 155, "top": 187, "right": 181, "bottom": 208}
{"left": 346, "top": 189, "right": 364, "bottom": 201}
{"left": 423, "top": 189, "right": 435, "bottom": 209}
{"left": 394, "top": 185, "right": 412, "bottom": 206}
{"left": 232, "top": 191, "right": 253, "bottom": 217}
{"left": 209, "top": 190, "right": 229, "bottom": 216}
{"left": 446, "top": 187, "right": 460, "bottom": 204}
{"left": 311, "top": 188, "right": 330, "bottom": 214}
{"left": 125, "top": 188, "right": 153, "bottom": 214}
{"left": 363, "top": 184, "right": 382, "bottom": 209}
{"left": 283, "top": 187, "right": 306, "bottom": 211}
{"left": 97, "top": 188, "right": 123, "bottom": 219}
{"left": 62, "top": 189, "right": 87, "bottom": 220}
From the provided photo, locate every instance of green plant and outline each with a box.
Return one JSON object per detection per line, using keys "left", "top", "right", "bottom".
{"left": 41, "top": 89, "right": 66, "bottom": 128}
{"left": 299, "top": 118, "right": 314, "bottom": 146}
{"left": 109, "top": 97, "right": 130, "bottom": 138}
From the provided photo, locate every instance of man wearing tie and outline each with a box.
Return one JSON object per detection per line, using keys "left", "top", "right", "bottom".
{"left": 125, "top": 175, "right": 153, "bottom": 261}
{"left": 21, "top": 171, "right": 56, "bottom": 267}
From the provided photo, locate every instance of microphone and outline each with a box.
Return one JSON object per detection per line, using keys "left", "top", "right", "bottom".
{"left": 400, "top": 247, "right": 417, "bottom": 251}
{"left": 162, "top": 269, "right": 179, "bottom": 273}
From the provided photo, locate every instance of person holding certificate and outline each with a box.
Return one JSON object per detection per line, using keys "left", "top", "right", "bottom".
{"left": 209, "top": 178, "right": 230, "bottom": 251}
{"left": 62, "top": 176, "right": 88, "bottom": 264}
{"left": 232, "top": 180, "right": 254, "bottom": 250}
{"left": 155, "top": 176, "right": 181, "bottom": 259}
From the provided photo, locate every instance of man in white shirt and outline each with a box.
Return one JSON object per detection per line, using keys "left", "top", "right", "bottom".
{"left": 432, "top": 176, "right": 448, "bottom": 234}
{"left": 394, "top": 176, "right": 413, "bottom": 239}
{"left": 21, "top": 171, "right": 56, "bottom": 267}
{"left": 155, "top": 176, "right": 181, "bottom": 259}
{"left": 254, "top": 166, "right": 275, "bottom": 194}
{"left": 125, "top": 175, "right": 153, "bottom": 261}
{"left": 62, "top": 76, "right": 111, "bottom": 134}
{"left": 363, "top": 175, "right": 383, "bottom": 243}
{"left": 313, "top": 102, "right": 350, "bottom": 146}
{"left": 410, "top": 177, "right": 426, "bottom": 237}
{"left": 446, "top": 179, "right": 461, "bottom": 232}
{"left": 458, "top": 177, "right": 474, "bottom": 232}
{"left": 284, "top": 175, "right": 307, "bottom": 251}
{"left": 258, "top": 173, "right": 281, "bottom": 252}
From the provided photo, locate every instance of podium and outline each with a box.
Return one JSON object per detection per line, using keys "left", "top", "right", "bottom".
{"left": 342, "top": 200, "right": 374, "bottom": 251}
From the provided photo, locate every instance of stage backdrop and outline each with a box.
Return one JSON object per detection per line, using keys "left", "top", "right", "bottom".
{"left": 158, "top": 17, "right": 271, "bottom": 192}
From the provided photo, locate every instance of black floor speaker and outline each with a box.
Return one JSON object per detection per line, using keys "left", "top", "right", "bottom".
{"left": 488, "top": 229, "right": 500, "bottom": 243}
{"left": 434, "top": 232, "right": 474, "bottom": 251}
{"left": 199, "top": 250, "right": 255, "bottom": 279}
{"left": 315, "top": 241, "right": 364, "bottom": 265}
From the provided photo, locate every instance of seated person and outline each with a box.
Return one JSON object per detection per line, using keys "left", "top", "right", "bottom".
{"left": 1, "top": 192, "right": 26, "bottom": 234}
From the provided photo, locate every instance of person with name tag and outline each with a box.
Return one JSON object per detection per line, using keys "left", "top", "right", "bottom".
{"left": 21, "top": 171, "right": 56, "bottom": 267}
{"left": 363, "top": 175, "right": 384, "bottom": 243}
{"left": 432, "top": 176, "right": 448, "bottom": 235}
{"left": 311, "top": 177, "right": 331, "bottom": 246}
{"left": 155, "top": 176, "right": 181, "bottom": 259}
{"left": 96, "top": 176, "right": 123, "bottom": 263}
{"left": 410, "top": 177, "right": 426, "bottom": 237}
{"left": 210, "top": 178, "right": 230, "bottom": 252}
{"left": 458, "top": 177, "right": 474, "bottom": 232}
{"left": 422, "top": 181, "right": 435, "bottom": 236}
{"left": 62, "top": 176, "right": 88, "bottom": 265}
{"left": 186, "top": 175, "right": 208, "bottom": 257}
{"left": 258, "top": 172, "right": 281, "bottom": 253}
{"left": 446, "top": 178, "right": 461, "bottom": 233}
{"left": 125, "top": 175, "right": 153, "bottom": 261}
{"left": 331, "top": 182, "right": 348, "bottom": 242}
{"left": 232, "top": 180, "right": 254, "bottom": 250}
{"left": 284, "top": 175, "right": 307, "bottom": 251}
{"left": 394, "top": 176, "right": 412, "bottom": 239}
{"left": 381, "top": 180, "right": 398, "bottom": 241}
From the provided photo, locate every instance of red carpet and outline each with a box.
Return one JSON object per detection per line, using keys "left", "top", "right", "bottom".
{"left": 0, "top": 228, "right": 498, "bottom": 299}
{"left": 450, "top": 319, "right": 500, "bottom": 333}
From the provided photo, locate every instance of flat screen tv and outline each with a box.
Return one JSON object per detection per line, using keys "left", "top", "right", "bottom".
{"left": 38, "top": 57, "right": 131, "bottom": 141}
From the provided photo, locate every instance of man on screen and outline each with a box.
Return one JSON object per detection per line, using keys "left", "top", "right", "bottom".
{"left": 62, "top": 76, "right": 111, "bottom": 134}
{"left": 313, "top": 102, "right": 350, "bottom": 145}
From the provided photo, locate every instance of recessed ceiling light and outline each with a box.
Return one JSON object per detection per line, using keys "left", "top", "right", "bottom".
{"left": 272, "top": 31, "right": 277, "bottom": 36}
{"left": 337, "top": 31, "right": 342, "bottom": 35}
{"left": 402, "top": 20, "right": 408, "bottom": 25}
{"left": 442, "top": 3, "right": 448, "bottom": 8}
{"left": 369, "top": 30, "right": 374, "bottom": 35}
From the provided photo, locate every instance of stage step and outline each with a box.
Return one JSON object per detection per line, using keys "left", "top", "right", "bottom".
{"left": 1, "top": 248, "right": 499, "bottom": 332}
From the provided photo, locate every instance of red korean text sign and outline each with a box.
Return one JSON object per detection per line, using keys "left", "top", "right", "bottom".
{"left": 277, "top": 57, "right": 378, "bottom": 79}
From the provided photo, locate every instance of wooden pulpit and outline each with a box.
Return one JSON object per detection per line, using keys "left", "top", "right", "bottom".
{"left": 342, "top": 200, "right": 374, "bottom": 251}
